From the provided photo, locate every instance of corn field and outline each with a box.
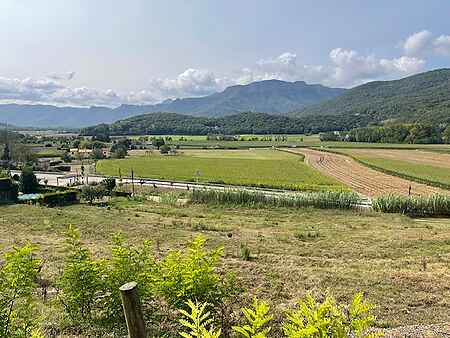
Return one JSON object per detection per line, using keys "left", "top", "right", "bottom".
{"left": 373, "top": 194, "right": 450, "bottom": 216}
{"left": 191, "top": 189, "right": 362, "bottom": 210}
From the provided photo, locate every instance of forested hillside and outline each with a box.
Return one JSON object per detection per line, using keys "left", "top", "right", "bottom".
{"left": 297, "top": 69, "right": 450, "bottom": 125}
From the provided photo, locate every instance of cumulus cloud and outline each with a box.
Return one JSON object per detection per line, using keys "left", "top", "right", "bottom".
{"left": 329, "top": 48, "right": 425, "bottom": 86}
{"left": 146, "top": 68, "right": 227, "bottom": 99}
{"left": 1, "top": 29, "right": 449, "bottom": 106}
{"left": 434, "top": 35, "right": 450, "bottom": 56}
{"left": 403, "top": 30, "right": 433, "bottom": 56}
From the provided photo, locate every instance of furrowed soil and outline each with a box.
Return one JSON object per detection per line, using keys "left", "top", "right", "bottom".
{"left": 287, "top": 148, "right": 448, "bottom": 198}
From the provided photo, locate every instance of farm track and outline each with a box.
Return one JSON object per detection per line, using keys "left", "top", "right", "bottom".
{"left": 286, "top": 148, "right": 449, "bottom": 198}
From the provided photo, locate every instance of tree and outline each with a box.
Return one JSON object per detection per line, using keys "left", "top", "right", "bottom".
{"left": 1, "top": 143, "right": 11, "bottom": 162}
{"left": 62, "top": 152, "right": 72, "bottom": 163}
{"left": 159, "top": 144, "right": 171, "bottom": 154}
{"left": 91, "top": 148, "right": 105, "bottom": 160}
{"left": 19, "top": 166, "right": 39, "bottom": 193}
{"left": 111, "top": 146, "right": 127, "bottom": 159}
{"left": 81, "top": 184, "right": 107, "bottom": 204}
{"left": 153, "top": 137, "right": 165, "bottom": 149}
{"left": 100, "top": 177, "right": 116, "bottom": 195}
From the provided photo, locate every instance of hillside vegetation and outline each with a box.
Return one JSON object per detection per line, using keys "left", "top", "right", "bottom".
{"left": 298, "top": 69, "right": 450, "bottom": 126}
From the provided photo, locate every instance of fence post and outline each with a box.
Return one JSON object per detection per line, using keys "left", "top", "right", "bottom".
{"left": 120, "top": 282, "right": 147, "bottom": 338}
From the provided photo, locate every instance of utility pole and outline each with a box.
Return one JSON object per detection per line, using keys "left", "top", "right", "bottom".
{"left": 131, "top": 169, "right": 135, "bottom": 196}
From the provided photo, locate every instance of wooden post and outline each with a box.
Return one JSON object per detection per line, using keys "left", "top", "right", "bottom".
{"left": 120, "top": 282, "right": 146, "bottom": 338}
{"left": 131, "top": 169, "right": 135, "bottom": 196}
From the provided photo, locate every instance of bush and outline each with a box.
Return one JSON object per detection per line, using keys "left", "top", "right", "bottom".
{"left": 81, "top": 184, "right": 108, "bottom": 204}
{"left": 57, "top": 226, "right": 105, "bottom": 324}
{"left": 38, "top": 190, "right": 79, "bottom": 207}
{"left": 57, "top": 228, "right": 237, "bottom": 334}
{"left": 0, "top": 244, "right": 41, "bottom": 337}
{"left": 0, "top": 177, "right": 18, "bottom": 203}
{"left": 19, "top": 166, "right": 39, "bottom": 194}
{"left": 160, "top": 144, "right": 171, "bottom": 154}
{"left": 283, "top": 293, "right": 381, "bottom": 338}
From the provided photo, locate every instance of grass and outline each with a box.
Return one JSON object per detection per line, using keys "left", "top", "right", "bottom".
{"left": 97, "top": 149, "right": 344, "bottom": 192}
{"left": 0, "top": 199, "right": 449, "bottom": 329}
{"left": 373, "top": 194, "right": 450, "bottom": 217}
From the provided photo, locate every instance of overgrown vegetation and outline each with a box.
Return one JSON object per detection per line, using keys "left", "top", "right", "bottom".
{"left": 373, "top": 194, "right": 450, "bottom": 217}
{"left": 191, "top": 189, "right": 361, "bottom": 210}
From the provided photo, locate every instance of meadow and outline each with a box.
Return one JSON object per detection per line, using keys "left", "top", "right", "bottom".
{"left": 0, "top": 196, "right": 449, "bottom": 333}
{"left": 97, "top": 149, "right": 344, "bottom": 191}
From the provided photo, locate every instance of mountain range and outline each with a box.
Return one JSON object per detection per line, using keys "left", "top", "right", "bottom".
{"left": 0, "top": 80, "right": 345, "bottom": 128}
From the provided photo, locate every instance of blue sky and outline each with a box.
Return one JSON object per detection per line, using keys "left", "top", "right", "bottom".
{"left": 1, "top": 0, "right": 450, "bottom": 106}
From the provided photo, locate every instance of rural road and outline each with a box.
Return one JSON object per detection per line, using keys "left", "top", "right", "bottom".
{"left": 11, "top": 170, "right": 339, "bottom": 201}
{"left": 286, "top": 148, "right": 448, "bottom": 198}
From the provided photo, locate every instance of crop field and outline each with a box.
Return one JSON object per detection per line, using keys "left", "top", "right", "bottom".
{"left": 1, "top": 198, "right": 450, "bottom": 331}
{"left": 97, "top": 149, "right": 344, "bottom": 191}
{"left": 288, "top": 148, "right": 448, "bottom": 197}
{"left": 337, "top": 148, "right": 450, "bottom": 189}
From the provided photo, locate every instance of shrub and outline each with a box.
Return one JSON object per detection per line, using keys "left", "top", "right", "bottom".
{"left": 233, "top": 298, "right": 273, "bottom": 338}
{"left": 38, "top": 190, "right": 79, "bottom": 207}
{"left": 282, "top": 293, "right": 381, "bottom": 338}
{"left": 178, "top": 300, "right": 221, "bottom": 338}
{"left": 0, "top": 177, "right": 18, "bottom": 203}
{"left": 155, "top": 236, "right": 235, "bottom": 309}
{"left": 81, "top": 184, "right": 108, "bottom": 204}
{"left": 160, "top": 144, "right": 171, "bottom": 154}
{"left": 19, "top": 166, "right": 39, "bottom": 194}
{"left": 57, "top": 226, "right": 105, "bottom": 324}
{"left": 0, "top": 244, "right": 41, "bottom": 337}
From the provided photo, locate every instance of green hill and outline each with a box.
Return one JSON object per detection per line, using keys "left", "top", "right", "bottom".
{"left": 296, "top": 69, "right": 450, "bottom": 125}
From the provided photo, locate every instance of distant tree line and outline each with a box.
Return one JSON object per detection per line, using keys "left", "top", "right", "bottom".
{"left": 320, "top": 123, "right": 450, "bottom": 144}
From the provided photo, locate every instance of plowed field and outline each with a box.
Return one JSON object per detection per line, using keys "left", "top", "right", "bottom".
{"left": 287, "top": 148, "right": 448, "bottom": 197}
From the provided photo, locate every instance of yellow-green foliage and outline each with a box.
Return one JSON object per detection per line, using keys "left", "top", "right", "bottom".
{"left": 178, "top": 300, "right": 221, "bottom": 338}
{"left": 233, "top": 298, "right": 273, "bottom": 338}
{"left": 283, "top": 293, "right": 382, "bottom": 338}
{"left": 373, "top": 194, "right": 450, "bottom": 217}
{"left": 0, "top": 244, "right": 41, "bottom": 338}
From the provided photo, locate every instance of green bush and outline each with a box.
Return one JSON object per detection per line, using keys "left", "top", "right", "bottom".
{"left": 178, "top": 300, "right": 221, "bottom": 338}
{"left": 57, "top": 228, "right": 237, "bottom": 334}
{"left": 57, "top": 226, "right": 105, "bottom": 324}
{"left": 233, "top": 298, "right": 273, "bottom": 338}
{"left": 0, "top": 244, "right": 41, "bottom": 337}
{"left": 19, "top": 167, "right": 39, "bottom": 194}
{"left": 373, "top": 194, "right": 450, "bottom": 217}
{"left": 283, "top": 293, "right": 381, "bottom": 338}
{"left": 38, "top": 190, "right": 79, "bottom": 207}
{"left": 0, "top": 177, "right": 18, "bottom": 203}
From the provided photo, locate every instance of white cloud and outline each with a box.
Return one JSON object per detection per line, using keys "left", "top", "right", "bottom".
{"left": 434, "top": 35, "right": 450, "bottom": 56}
{"left": 327, "top": 48, "right": 425, "bottom": 86}
{"left": 0, "top": 29, "right": 448, "bottom": 106}
{"left": 47, "top": 71, "right": 76, "bottom": 81}
{"left": 403, "top": 30, "right": 433, "bottom": 56}
{"left": 146, "top": 68, "right": 227, "bottom": 99}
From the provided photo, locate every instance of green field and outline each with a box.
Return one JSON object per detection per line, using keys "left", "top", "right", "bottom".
{"left": 97, "top": 149, "right": 344, "bottom": 191}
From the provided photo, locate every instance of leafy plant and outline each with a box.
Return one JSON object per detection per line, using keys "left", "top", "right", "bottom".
{"left": 19, "top": 166, "right": 39, "bottom": 194}
{"left": 0, "top": 244, "right": 41, "bottom": 338}
{"left": 282, "top": 293, "right": 382, "bottom": 338}
{"left": 233, "top": 298, "right": 273, "bottom": 338}
{"left": 57, "top": 225, "right": 104, "bottom": 324}
{"left": 179, "top": 300, "right": 221, "bottom": 338}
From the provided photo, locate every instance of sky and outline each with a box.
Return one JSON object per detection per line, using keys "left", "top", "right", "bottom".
{"left": 1, "top": 0, "right": 450, "bottom": 107}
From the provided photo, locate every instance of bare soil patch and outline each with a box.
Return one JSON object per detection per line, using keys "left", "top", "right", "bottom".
{"left": 288, "top": 148, "right": 448, "bottom": 197}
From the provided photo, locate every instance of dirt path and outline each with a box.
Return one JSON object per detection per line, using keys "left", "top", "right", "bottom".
{"left": 287, "top": 148, "right": 449, "bottom": 198}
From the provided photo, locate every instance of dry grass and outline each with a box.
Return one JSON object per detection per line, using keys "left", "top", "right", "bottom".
{"left": 1, "top": 198, "right": 450, "bottom": 330}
